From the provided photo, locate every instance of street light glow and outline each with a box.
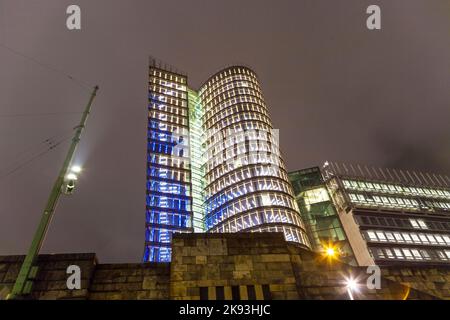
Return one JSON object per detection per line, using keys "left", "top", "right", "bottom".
{"left": 326, "top": 247, "right": 336, "bottom": 257}
{"left": 344, "top": 276, "right": 359, "bottom": 300}
{"left": 67, "top": 173, "right": 78, "bottom": 180}
{"left": 71, "top": 165, "right": 82, "bottom": 173}
{"left": 346, "top": 278, "right": 358, "bottom": 291}
{"left": 322, "top": 243, "right": 339, "bottom": 260}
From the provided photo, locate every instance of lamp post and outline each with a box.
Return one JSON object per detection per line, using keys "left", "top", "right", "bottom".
{"left": 7, "top": 85, "right": 99, "bottom": 299}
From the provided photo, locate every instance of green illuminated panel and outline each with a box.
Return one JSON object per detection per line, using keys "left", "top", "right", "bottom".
{"left": 187, "top": 89, "right": 206, "bottom": 232}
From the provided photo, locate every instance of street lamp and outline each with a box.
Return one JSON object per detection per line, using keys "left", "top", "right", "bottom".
{"left": 64, "top": 166, "right": 82, "bottom": 195}
{"left": 344, "top": 277, "right": 359, "bottom": 300}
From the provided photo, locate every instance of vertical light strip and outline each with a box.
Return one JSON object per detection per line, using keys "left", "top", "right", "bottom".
{"left": 188, "top": 88, "right": 206, "bottom": 232}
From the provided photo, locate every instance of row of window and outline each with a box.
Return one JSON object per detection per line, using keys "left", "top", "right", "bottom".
{"left": 205, "top": 121, "right": 272, "bottom": 146}
{"left": 150, "top": 93, "right": 187, "bottom": 108}
{"left": 147, "top": 153, "right": 189, "bottom": 170}
{"left": 149, "top": 110, "right": 188, "bottom": 126}
{"left": 146, "top": 210, "right": 191, "bottom": 229}
{"left": 208, "top": 111, "right": 272, "bottom": 133}
{"left": 206, "top": 153, "right": 285, "bottom": 183}
{"left": 342, "top": 179, "right": 450, "bottom": 200}
{"left": 205, "top": 87, "right": 263, "bottom": 111}
{"left": 147, "top": 141, "right": 187, "bottom": 158}
{"left": 148, "top": 120, "right": 187, "bottom": 136}
{"left": 205, "top": 178, "right": 293, "bottom": 214}
{"left": 150, "top": 85, "right": 187, "bottom": 99}
{"left": 200, "top": 74, "right": 259, "bottom": 101}
{"left": 146, "top": 195, "right": 191, "bottom": 211}
{"left": 205, "top": 127, "right": 276, "bottom": 155}
{"left": 205, "top": 192, "right": 298, "bottom": 228}
{"left": 370, "top": 246, "right": 450, "bottom": 262}
{"left": 148, "top": 130, "right": 187, "bottom": 146}
{"left": 200, "top": 68, "right": 258, "bottom": 97}
{"left": 206, "top": 137, "right": 277, "bottom": 160}
{"left": 202, "top": 80, "right": 262, "bottom": 106}
{"left": 249, "top": 225, "right": 310, "bottom": 246}
{"left": 206, "top": 143, "right": 280, "bottom": 173}
{"left": 150, "top": 69, "right": 186, "bottom": 84}
{"left": 356, "top": 214, "right": 450, "bottom": 232}
{"left": 150, "top": 76, "right": 187, "bottom": 91}
{"left": 203, "top": 95, "right": 268, "bottom": 124}
{"left": 348, "top": 192, "right": 450, "bottom": 211}
{"left": 149, "top": 101, "right": 188, "bottom": 117}
{"left": 145, "top": 227, "right": 173, "bottom": 244}
{"left": 365, "top": 230, "right": 450, "bottom": 246}
{"left": 207, "top": 208, "right": 305, "bottom": 238}
{"left": 146, "top": 180, "right": 190, "bottom": 196}
{"left": 205, "top": 102, "right": 269, "bottom": 129}
{"left": 147, "top": 167, "right": 190, "bottom": 183}
{"left": 205, "top": 163, "right": 289, "bottom": 195}
{"left": 143, "top": 244, "right": 171, "bottom": 263}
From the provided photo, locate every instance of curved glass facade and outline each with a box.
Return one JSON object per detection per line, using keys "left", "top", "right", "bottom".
{"left": 199, "top": 66, "right": 311, "bottom": 248}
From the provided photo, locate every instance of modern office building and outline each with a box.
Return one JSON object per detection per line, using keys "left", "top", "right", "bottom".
{"left": 144, "top": 58, "right": 310, "bottom": 262}
{"left": 290, "top": 163, "right": 450, "bottom": 267}
{"left": 289, "top": 167, "right": 356, "bottom": 265}
{"left": 144, "top": 59, "right": 192, "bottom": 262}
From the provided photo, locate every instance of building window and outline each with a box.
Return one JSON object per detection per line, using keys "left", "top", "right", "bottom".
{"left": 247, "top": 285, "right": 256, "bottom": 300}
{"left": 200, "top": 287, "right": 208, "bottom": 300}
{"left": 262, "top": 285, "right": 272, "bottom": 300}
{"left": 410, "top": 218, "right": 428, "bottom": 230}
{"left": 216, "top": 286, "right": 225, "bottom": 300}
{"left": 231, "top": 286, "right": 240, "bottom": 300}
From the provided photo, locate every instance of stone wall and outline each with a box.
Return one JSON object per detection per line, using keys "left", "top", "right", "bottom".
{"left": 170, "top": 233, "right": 299, "bottom": 300}
{"left": 1, "top": 233, "right": 449, "bottom": 300}
{"left": 88, "top": 263, "right": 170, "bottom": 300}
{"left": 0, "top": 253, "right": 96, "bottom": 300}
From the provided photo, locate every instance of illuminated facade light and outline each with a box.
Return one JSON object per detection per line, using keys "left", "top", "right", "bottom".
{"left": 143, "top": 60, "right": 311, "bottom": 262}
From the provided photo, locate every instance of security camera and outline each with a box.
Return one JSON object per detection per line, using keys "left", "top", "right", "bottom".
{"left": 63, "top": 179, "right": 76, "bottom": 195}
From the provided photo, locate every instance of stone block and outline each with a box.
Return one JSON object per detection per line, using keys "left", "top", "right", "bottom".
{"left": 171, "top": 285, "right": 187, "bottom": 297}
{"left": 196, "top": 256, "right": 207, "bottom": 265}
{"left": 260, "top": 254, "right": 290, "bottom": 263}
{"left": 232, "top": 270, "right": 252, "bottom": 280}
{"left": 182, "top": 256, "right": 196, "bottom": 265}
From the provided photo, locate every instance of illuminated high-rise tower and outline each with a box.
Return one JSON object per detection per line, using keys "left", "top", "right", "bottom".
{"left": 199, "top": 67, "right": 310, "bottom": 246}
{"left": 144, "top": 59, "right": 311, "bottom": 262}
{"left": 144, "top": 59, "right": 192, "bottom": 262}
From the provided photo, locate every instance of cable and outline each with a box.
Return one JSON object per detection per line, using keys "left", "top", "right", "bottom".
{"left": 0, "top": 111, "right": 83, "bottom": 118}
{"left": 1, "top": 128, "right": 75, "bottom": 168}
{"left": 0, "top": 43, "right": 93, "bottom": 91}
{"left": 0, "top": 136, "right": 71, "bottom": 182}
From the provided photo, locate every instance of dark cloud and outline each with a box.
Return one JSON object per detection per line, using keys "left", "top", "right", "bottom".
{"left": 0, "top": 0, "right": 449, "bottom": 262}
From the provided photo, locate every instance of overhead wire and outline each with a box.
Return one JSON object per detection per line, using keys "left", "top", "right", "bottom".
{"left": 0, "top": 111, "right": 83, "bottom": 118}
{"left": 0, "top": 134, "right": 72, "bottom": 182}
{"left": 0, "top": 43, "right": 93, "bottom": 92}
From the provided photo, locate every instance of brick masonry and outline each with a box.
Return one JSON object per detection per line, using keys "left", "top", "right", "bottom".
{"left": 1, "top": 233, "right": 449, "bottom": 300}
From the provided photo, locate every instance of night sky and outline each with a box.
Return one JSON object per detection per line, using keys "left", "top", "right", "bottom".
{"left": 0, "top": 0, "right": 449, "bottom": 262}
